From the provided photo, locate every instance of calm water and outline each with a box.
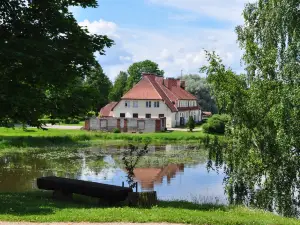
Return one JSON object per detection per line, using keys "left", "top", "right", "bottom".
{"left": 0, "top": 144, "right": 226, "bottom": 203}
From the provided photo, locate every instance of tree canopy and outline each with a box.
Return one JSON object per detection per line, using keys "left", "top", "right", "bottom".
{"left": 109, "top": 71, "right": 128, "bottom": 102}
{"left": 125, "top": 60, "right": 164, "bottom": 92}
{"left": 0, "top": 0, "right": 113, "bottom": 126}
{"left": 202, "top": 0, "right": 300, "bottom": 217}
{"left": 181, "top": 74, "right": 218, "bottom": 113}
{"left": 85, "top": 65, "right": 112, "bottom": 112}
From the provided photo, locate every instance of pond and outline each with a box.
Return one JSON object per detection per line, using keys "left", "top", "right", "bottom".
{"left": 0, "top": 144, "right": 226, "bottom": 203}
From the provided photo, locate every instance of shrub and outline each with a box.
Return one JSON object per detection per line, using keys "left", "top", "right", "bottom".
{"left": 112, "top": 128, "right": 121, "bottom": 133}
{"left": 87, "top": 111, "right": 96, "bottom": 117}
{"left": 187, "top": 116, "right": 195, "bottom": 132}
{"left": 64, "top": 118, "right": 80, "bottom": 124}
{"left": 202, "top": 114, "right": 230, "bottom": 134}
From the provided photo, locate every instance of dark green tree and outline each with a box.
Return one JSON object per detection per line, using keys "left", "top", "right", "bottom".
{"left": 85, "top": 65, "right": 112, "bottom": 112}
{"left": 181, "top": 74, "right": 218, "bottom": 113}
{"left": 186, "top": 116, "right": 195, "bottom": 132}
{"left": 0, "top": 0, "right": 113, "bottom": 127}
{"left": 125, "top": 60, "right": 164, "bottom": 92}
{"left": 109, "top": 71, "right": 128, "bottom": 101}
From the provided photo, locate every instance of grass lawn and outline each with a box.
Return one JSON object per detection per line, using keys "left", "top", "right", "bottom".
{"left": 0, "top": 127, "right": 214, "bottom": 150}
{"left": 0, "top": 192, "right": 298, "bottom": 225}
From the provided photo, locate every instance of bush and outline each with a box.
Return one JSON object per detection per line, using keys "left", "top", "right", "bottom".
{"left": 87, "top": 111, "right": 96, "bottom": 117}
{"left": 112, "top": 128, "right": 121, "bottom": 133}
{"left": 187, "top": 116, "right": 195, "bottom": 132}
{"left": 202, "top": 114, "right": 230, "bottom": 134}
{"left": 64, "top": 118, "right": 80, "bottom": 124}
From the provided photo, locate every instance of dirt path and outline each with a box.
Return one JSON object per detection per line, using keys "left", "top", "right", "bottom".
{"left": 0, "top": 223, "right": 185, "bottom": 225}
{"left": 44, "top": 124, "right": 82, "bottom": 130}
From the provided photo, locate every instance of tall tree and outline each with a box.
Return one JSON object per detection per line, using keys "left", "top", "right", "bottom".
{"left": 125, "top": 60, "right": 164, "bottom": 92}
{"left": 109, "top": 71, "right": 128, "bottom": 102}
{"left": 0, "top": 0, "right": 113, "bottom": 126}
{"left": 85, "top": 65, "right": 112, "bottom": 112}
{"left": 202, "top": 0, "right": 300, "bottom": 217}
{"left": 181, "top": 74, "right": 218, "bottom": 113}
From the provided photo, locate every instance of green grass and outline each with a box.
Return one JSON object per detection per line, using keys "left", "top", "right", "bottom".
{"left": 0, "top": 192, "right": 298, "bottom": 225}
{"left": 0, "top": 127, "right": 211, "bottom": 150}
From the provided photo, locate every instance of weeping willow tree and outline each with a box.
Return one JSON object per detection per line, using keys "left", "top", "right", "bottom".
{"left": 202, "top": 0, "right": 300, "bottom": 217}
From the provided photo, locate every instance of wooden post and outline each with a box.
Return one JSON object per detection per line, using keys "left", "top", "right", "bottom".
{"left": 135, "top": 182, "right": 138, "bottom": 192}
{"left": 122, "top": 181, "right": 124, "bottom": 187}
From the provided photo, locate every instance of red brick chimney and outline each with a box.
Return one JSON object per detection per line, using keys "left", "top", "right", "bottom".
{"left": 164, "top": 78, "right": 177, "bottom": 89}
{"left": 176, "top": 79, "right": 185, "bottom": 89}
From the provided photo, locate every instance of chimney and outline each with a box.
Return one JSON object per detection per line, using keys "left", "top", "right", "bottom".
{"left": 180, "top": 80, "right": 185, "bottom": 89}
{"left": 142, "top": 72, "right": 157, "bottom": 80}
{"left": 176, "top": 79, "right": 185, "bottom": 89}
{"left": 165, "top": 78, "right": 177, "bottom": 89}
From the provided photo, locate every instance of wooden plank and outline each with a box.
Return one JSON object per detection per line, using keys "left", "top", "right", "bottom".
{"left": 37, "top": 176, "right": 132, "bottom": 202}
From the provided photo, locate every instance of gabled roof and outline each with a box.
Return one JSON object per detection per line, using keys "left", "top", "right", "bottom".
{"left": 99, "top": 102, "right": 118, "bottom": 117}
{"left": 114, "top": 73, "right": 199, "bottom": 112}
{"left": 122, "top": 78, "right": 162, "bottom": 100}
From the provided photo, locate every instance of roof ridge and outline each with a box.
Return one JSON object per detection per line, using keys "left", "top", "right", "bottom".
{"left": 158, "top": 83, "right": 178, "bottom": 111}
{"left": 144, "top": 76, "right": 163, "bottom": 100}
{"left": 147, "top": 77, "right": 177, "bottom": 112}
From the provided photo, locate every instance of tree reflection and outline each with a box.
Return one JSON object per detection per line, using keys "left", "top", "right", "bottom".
{"left": 204, "top": 135, "right": 300, "bottom": 217}
{"left": 122, "top": 143, "right": 150, "bottom": 189}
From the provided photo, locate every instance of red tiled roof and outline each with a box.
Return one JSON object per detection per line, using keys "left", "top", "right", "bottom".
{"left": 120, "top": 74, "right": 199, "bottom": 112}
{"left": 99, "top": 102, "right": 118, "bottom": 117}
{"left": 122, "top": 78, "right": 162, "bottom": 100}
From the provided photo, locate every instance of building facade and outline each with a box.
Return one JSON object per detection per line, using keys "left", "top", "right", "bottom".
{"left": 100, "top": 73, "right": 202, "bottom": 128}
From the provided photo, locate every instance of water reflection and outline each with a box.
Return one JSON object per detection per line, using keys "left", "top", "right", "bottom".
{"left": 132, "top": 164, "right": 184, "bottom": 190}
{"left": 0, "top": 144, "right": 226, "bottom": 203}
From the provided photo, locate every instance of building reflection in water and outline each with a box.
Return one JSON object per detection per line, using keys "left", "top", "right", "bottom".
{"left": 132, "top": 164, "right": 184, "bottom": 190}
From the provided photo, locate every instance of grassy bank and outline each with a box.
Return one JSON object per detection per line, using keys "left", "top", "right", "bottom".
{"left": 0, "top": 127, "right": 212, "bottom": 149}
{"left": 0, "top": 192, "right": 298, "bottom": 225}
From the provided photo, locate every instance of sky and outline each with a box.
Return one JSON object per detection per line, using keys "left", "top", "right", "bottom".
{"left": 70, "top": 0, "right": 254, "bottom": 81}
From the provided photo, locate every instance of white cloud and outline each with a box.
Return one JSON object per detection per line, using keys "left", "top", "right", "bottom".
{"left": 168, "top": 13, "right": 200, "bottom": 22}
{"left": 79, "top": 19, "right": 119, "bottom": 38}
{"left": 149, "top": 0, "right": 256, "bottom": 23}
{"left": 79, "top": 18, "right": 244, "bottom": 80}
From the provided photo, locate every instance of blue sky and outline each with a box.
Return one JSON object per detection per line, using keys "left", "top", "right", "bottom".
{"left": 71, "top": 0, "right": 254, "bottom": 81}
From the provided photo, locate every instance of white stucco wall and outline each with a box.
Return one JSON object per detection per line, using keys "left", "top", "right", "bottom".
{"left": 112, "top": 100, "right": 201, "bottom": 128}
{"left": 175, "top": 110, "right": 202, "bottom": 126}
{"left": 113, "top": 100, "right": 174, "bottom": 128}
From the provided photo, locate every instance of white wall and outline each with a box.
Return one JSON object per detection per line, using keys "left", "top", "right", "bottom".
{"left": 112, "top": 100, "right": 201, "bottom": 128}
{"left": 175, "top": 110, "right": 202, "bottom": 126}
{"left": 113, "top": 100, "right": 174, "bottom": 128}
{"left": 113, "top": 100, "right": 167, "bottom": 118}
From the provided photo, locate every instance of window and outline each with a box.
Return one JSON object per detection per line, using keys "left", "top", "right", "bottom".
{"left": 133, "top": 113, "right": 138, "bottom": 118}
{"left": 146, "top": 101, "right": 151, "bottom": 108}
{"left": 154, "top": 101, "right": 160, "bottom": 108}
{"left": 120, "top": 113, "right": 125, "bottom": 118}
{"left": 146, "top": 114, "right": 151, "bottom": 118}
{"left": 125, "top": 101, "right": 130, "bottom": 108}
{"left": 159, "top": 114, "right": 165, "bottom": 118}
{"left": 133, "top": 101, "right": 138, "bottom": 108}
